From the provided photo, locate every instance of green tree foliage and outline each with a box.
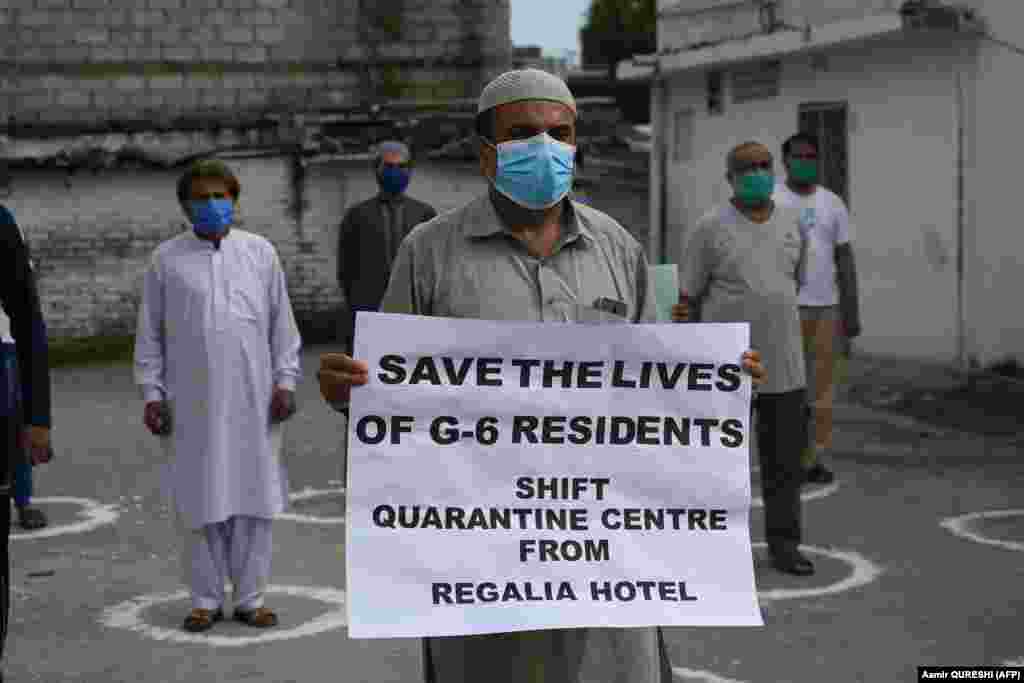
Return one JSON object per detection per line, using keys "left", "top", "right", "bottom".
{"left": 580, "top": 0, "right": 656, "bottom": 80}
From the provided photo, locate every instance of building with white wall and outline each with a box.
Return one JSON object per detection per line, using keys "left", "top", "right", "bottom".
{"left": 643, "top": 0, "right": 1023, "bottom": 369}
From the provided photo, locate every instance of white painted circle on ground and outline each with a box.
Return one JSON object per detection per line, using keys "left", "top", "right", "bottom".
{"left": 751, "top": 542, "right": 882, "bottom": 600}
{"left": 673, "top": 667, "right": 749, "bottom": 683}
{"left": 940, "top": 509, "right": 1024, "bottom": 553}
{"left": 100, "top": 584, "right": 347, "bottom": 646}
{"left": 276, "top": 487, "right": 346, "bottom": 525}
{"left": 752, "top": 480, "right": 839, "bottom": 508}
{"left": 10, "top": 496, "right": 119, "bottom": 540}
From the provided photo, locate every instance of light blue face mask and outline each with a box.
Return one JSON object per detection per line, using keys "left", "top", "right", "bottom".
{"left": 488, "top": 132, "right": 576, "bottom": 210}
{"left": 189, "top": 198, "right": 234, "bottom": 236}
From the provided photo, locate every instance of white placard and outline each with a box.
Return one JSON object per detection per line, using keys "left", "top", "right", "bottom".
{"left": 347, "top": 313, "right": 762, "bottom": 638}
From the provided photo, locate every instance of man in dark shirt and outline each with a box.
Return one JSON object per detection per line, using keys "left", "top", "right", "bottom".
{"left": 0, "top": 177, "right": 49, "bottom": 532}
{"left": 0, "top": 183, "right": 53, "bottom": 681}
{"left": 336, "top": 141, "right": 437, "bottom": 351}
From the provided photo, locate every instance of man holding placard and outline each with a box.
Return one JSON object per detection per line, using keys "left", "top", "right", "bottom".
{"left": 673, "top": 141, "right": 814, "bottom": 577}
{"left": 319, "top": 69, "right": 766, "bottom": 683}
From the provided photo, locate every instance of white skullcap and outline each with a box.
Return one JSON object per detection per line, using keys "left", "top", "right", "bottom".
{"left": 477, "top": 68, "right": 577, "bottom": 116}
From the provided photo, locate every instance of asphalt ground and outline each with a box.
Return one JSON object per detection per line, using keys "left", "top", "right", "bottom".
{"left": 4, "top": 347, "right": 1022, "bottom": 683}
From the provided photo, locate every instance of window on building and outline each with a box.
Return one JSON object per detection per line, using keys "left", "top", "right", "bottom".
{"left": 673, "top": 109, "right": 694, "bottom": 163}
{"left": 731, "top": 60, "right": 781, "bottom": 103}
{"left": 706, "top": 71, "right": 724, "bottom": 116}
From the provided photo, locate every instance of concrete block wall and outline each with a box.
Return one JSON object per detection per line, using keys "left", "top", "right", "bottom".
{"left": 0, "top": 0, "right": 512, "bottom": 344}
{"left": 357, "top": 0, "right": 512, "bottom": 100}
{"left": 5, "top": 157, "right": 343, "bottom": 343}
{"left": 4, "top": 156, "right": 493, "bottom": 344}
{"left": 1, "top": 0, "right": 512, "bottom": 126}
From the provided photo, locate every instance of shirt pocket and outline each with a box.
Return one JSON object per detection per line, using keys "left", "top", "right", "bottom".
{"left": 228, "top": 285, "right": 264, "bottom": 323}
{"left": 712, "top": 232, "right": 753, "bottom": 291}
{"left": 781, "top": 229, "right": 804, "bottom": 274}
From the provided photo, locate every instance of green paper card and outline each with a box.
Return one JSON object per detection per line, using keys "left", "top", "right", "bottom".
{"left": 648, "top": 264, "right": 679, "bottom": 322}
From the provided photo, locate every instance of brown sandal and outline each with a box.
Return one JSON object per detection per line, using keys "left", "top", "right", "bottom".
{"left": 233, "top": 606, "right": 278, "bottom": 628}
{"left": 183, "top": 607, "right": 224, "bottom": 633}
{"left": 17, "top": 506, "right": 48, "bottom": 531}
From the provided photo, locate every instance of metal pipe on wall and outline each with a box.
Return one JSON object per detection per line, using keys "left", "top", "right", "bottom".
{"left": 647, "top": 62, "right": 668, "bottom": 266}
{"left": 645, "top": 70, "right": 660, "bottom": 263}
{"left": 954, "top": 60, "right": 966, "bottom": 375}
{"left": 658, "top": 78, "right": 668, "bottom": 266}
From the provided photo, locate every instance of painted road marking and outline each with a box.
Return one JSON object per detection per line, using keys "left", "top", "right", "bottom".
{"left": 288, "top": 486, "right": 347, "bottom": 501}
{"left": 751, "top": 542, "right": 882, "bottom": 601}
{"left": 276, "top": 487, "right": 347, "bottom": 525}
{"left": 673, "top": 667, "right": 749, "bottom": 683}
{"left": 10, "top": 497, "right": 120, "bottom": 540}
{"left": 100, "top": 584, "right": 347, "bottom": 647}
{"left": 940, "top": 509, "right": 1024, "bottom": 553}
{"left": 753, "top": 480, "right": 840, "bottom": 508}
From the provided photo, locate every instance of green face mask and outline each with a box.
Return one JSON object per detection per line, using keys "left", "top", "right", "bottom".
{"left": 734, "top": 171, "right": 775, "bottom": 206}
{"left": 789, "top": 158, "right": 819, "bottom": 184}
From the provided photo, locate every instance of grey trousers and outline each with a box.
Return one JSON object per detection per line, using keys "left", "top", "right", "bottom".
{"left": 753, "top": 389, "right": 808, "bottom": 550}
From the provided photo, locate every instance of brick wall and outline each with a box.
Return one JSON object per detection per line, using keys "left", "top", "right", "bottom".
{"left": 4, "top": 157, "right": 490, "bottom": 345}
{"left": 0, "top": 0, "right": 512, "bottom": 127}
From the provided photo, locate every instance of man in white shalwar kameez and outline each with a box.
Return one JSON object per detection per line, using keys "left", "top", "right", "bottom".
{"left": 134, "top": 159, "right": 302, "bottom": 633}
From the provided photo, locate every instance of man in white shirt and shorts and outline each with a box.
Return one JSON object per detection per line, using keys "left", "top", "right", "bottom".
{"left": 774, "top": 133, "right": 862, "bottom": 484}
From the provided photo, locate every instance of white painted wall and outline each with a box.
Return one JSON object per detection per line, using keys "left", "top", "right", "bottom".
{"left": 655, "top": 0, "right": 1024, "bottom": 366}
{"left": 776, "top": 0, "right": 903, "bottom": 27}
{"left": 657, "top": 0, "right": 903, "bottom": 53}
{"left": 660, "top": 34, "right": 965, "bottom": 361}
{"left": 961, "top": 0, "right": 1024, "bottom": 366}
{"left": 658, "top": 3, "right": 762, "bottom": 53}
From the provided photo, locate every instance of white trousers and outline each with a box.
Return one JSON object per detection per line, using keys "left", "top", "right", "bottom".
{"left": 182, "top": 515, "right": 273, "bottom": 611}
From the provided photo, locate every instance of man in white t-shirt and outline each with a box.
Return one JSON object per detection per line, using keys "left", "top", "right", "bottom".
{"left": 774, "top": 133, "right": 862, "bottom": 484}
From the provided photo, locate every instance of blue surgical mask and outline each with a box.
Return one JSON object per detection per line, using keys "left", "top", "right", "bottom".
{"left": 488, "top": 132, "right": 575, "bottom": 210}
{"left": 189, "top": 198, "right": 234, "bottom": 236}
{"left": 378, "top": 165, "right": 410, "bottom": 195}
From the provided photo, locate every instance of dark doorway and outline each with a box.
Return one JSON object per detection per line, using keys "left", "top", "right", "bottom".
{"left": 798, "top": 102, "right": 849, "bottom": 206}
